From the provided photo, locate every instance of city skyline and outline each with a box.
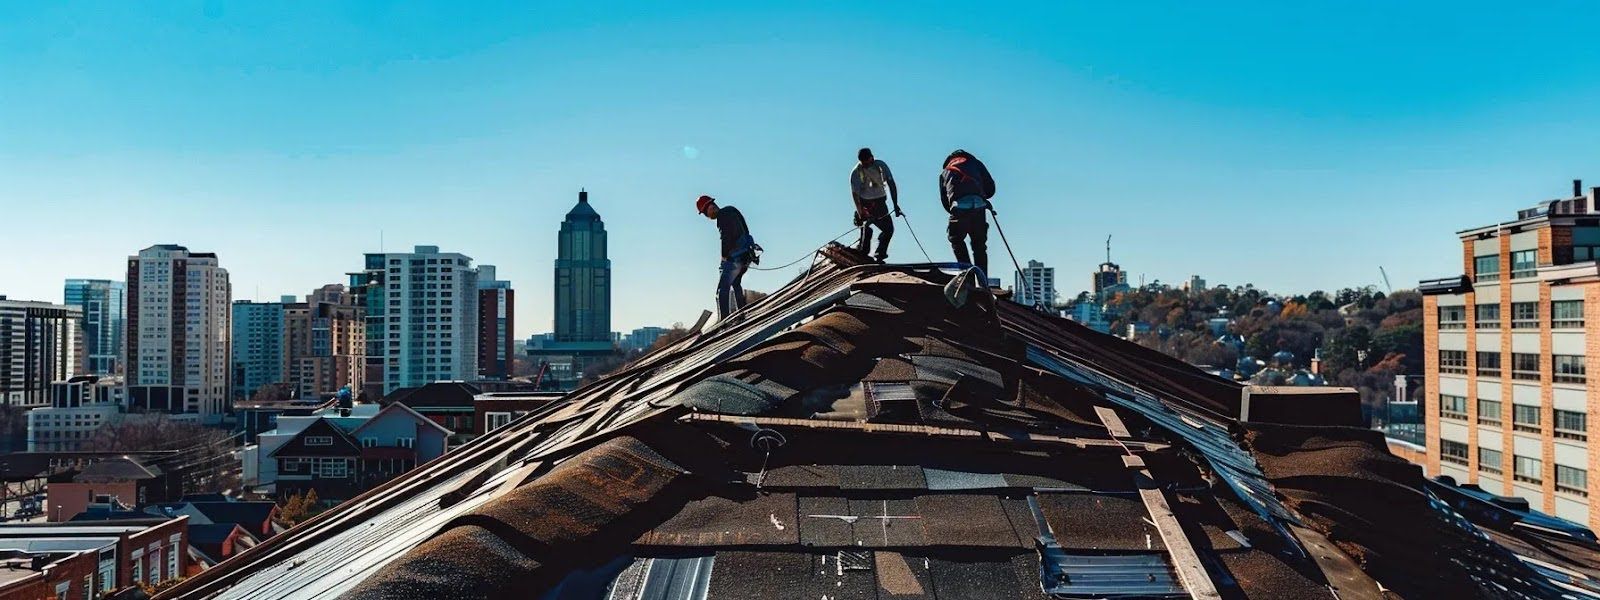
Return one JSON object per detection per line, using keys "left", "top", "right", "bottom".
{"left": 7, "top": 4, "right": 1600, "bottom": 336}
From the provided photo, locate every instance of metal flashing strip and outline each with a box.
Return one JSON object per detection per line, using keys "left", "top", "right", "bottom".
{"left": 1025, "top": 346, "right": 1301, "bottom": 551}
{"left": 1096, "top": 405, "right": 1222, "bottom": 600}
{"left": 680, "top": 413, "right": 1168, "bottom": 452}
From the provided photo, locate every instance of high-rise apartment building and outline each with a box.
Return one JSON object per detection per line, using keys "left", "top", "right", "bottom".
{"left": 1420, "top": 181, "right": 1600, "bottom": 531}
{"left": 554, "top": 191, "right": 611, "bottom": 344}
{"left": 1013, "top": 260, "right": 1056, "bottom": 308}
{"left": 63, "top": 279, "right": 125, "bottom": 376}
{"left": 353, "top": 246, "right": 479, "bottom": 395}
{"left": 232, "top": 298, "right": 293, "bottom": 402}
{"left": 285, "top": 284, "right": 365, "bottom": 400}
{"left": 476, "top": 265, "right": 515, "bottom": 380}
{"left": 0, "top": 296, "right": 82, "bottom": 407}
{"left": 126, "top": 244, "right": 232, "bottom": 423}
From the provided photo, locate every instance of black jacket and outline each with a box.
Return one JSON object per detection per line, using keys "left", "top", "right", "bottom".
{"left": 939, "top": 150, "right": 996, "bottom": 213}
{"left": 716, "top": 206, "right": 753, "bottom": 260}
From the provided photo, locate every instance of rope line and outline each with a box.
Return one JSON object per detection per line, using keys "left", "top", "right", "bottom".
{"left": 989, "top": 207, "right": 1026, "bottom": 287}
{"left": 897, "top": 211, "right": 934, "bottom": 263}
{"left": 748, "top": 226, "right": 860, "bottom": 271}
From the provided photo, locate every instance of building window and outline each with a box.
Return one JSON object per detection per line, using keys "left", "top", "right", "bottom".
{"left": 1474, "top": 304, "right": 1500, "bottom": 329}
{"left": 1514, "top": 455, "right": 1542, "bottom": 484}
{"left": 1510, "top": 249, "right": 1537, "bottom": 279}
{"left": 1440, "top": 350, "right": 1467, "bottom": 375}
{"left": 1441, "top": 440, "right": 1469, "bottom": 465}
{"left": 1477, "top": 398, "right": 1502, "bottom": 427}
{"left": 305, "top": 435, "right": 333, "bottom": 446}
{"left": 1554, "top": 355, "right": 1586, "bottom": 384}
{"left": 1476, "top": 351, "right": 1501, "bottom": 378}
{"left": 1440, "top": 394, "right": 1468, "bottom": 420}
{"left": 314, "top": 458, "right": 349, "bottom": 478}
{"left": 1510, "top": 302, "right": 1540, "bottom": 329}
{"left": 1555, "top": 409, "right": 1587, "bottom": 441}
{"left": 1510, "top": 353, "right": 1540, "bottom": 381}
{"left": 131, "top": 550, "right": 143, "bottom": 583}
{"left": 1479, "top": 448, "right": 1503, "bottom": 474}
{"left": 149, "top": 547, "right": 161, "bottom": 584}
{"left": 1557, "top": 465, "right": 1588, "bottom": 497}
{"left": 1475, "top": 255, "right": 1501, "bottom": 282}
{"left": 1575, "top": 245, "right": 1600, "bottom": 262}
{"left": 168, "top": 534, "right": 180, "bottom": 580}
{"left": 1552, "top": 300, "right": 1585, "bottom": 328}
{"left": 361, "top": 437, "right": 377, "bottom": 448}
{"left": 82, "top": 574, "right": 91, "bottom": 600}
{"left": 1512, "top": 404, "right": 1541, "bottom": 433}
{"left": 397, "top": 437, "right": 415, "bottom": 449}
{"left": 485, "top": 412, "right": 512, "bottom": 432}
{"left": 1438, "top": 305, "right": 1467, "bottom": 329}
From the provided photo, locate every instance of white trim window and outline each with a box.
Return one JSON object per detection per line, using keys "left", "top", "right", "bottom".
{"left": 168, "top": 533, "right": 181, "bottom": 580}
{"left": 485, "top": 412, "right": 512, "bottom": 432}
{"left": 305, "top": 435, "right": 333, "bottom": 446}
{"left": 397, "top": 437, "right": 415, "bottom": 449}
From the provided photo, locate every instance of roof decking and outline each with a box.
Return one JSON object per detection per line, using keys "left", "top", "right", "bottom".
{"left": 158, "top": 245, "right": 1600, "bottom": 600}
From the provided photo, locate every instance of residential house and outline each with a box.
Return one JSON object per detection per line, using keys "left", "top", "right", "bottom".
{"left": 473, "top": 391, "right": 565, "bottom": 436}
{"left": 388, "top": 380, "right": 539, "bottom": 444}
{"left": 48, "top": 457, "right": 178, "bottom": 522}
{"left": 246, "top": 401, "right": 451, "bottom": 500}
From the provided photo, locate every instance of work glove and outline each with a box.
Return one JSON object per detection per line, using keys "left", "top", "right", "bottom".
{"left": 853, "top": 214, "right": 864, "bottom": 227}
{"left": 893, "top": 206, "right": 904, "bottom": 218}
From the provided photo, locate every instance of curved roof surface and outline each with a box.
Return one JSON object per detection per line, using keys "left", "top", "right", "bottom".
{"left": 158, "top": 244, "right": 1600, "bottom": 600}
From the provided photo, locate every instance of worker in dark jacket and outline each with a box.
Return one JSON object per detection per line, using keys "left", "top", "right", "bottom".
{"left": 939, "top": 149, "right": 996, "bottom": 274}
{"left": 850, "top": 147, "right": 901, "bottom": 262}
{"left": 697, "top": 195, "right": 758, "bottom": 320}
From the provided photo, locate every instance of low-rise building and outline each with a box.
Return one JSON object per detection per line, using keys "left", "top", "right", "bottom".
{"left": 0, "top": 515, "right": 188, "bottom": 596}
{"left": 244, "top": 400, "right": 451, "bottom": 500}
{"left": 48, "top": 456, "right": 179, "bottom": 522}
{"left": 474, "top": 391, "right": 565, "bottom": 435}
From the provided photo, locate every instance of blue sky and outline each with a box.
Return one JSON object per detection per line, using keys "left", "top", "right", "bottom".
{"left": 5, "top": 2, "right": 1600, "bottom": 335}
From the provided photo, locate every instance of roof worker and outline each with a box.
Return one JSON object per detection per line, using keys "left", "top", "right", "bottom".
{"left": 939, "top": 148, "right": 996, "bottom": 276}
{"left": 850, "top": 147, "right": 902, "bottom": 262}
{"left": 696, "top": 195, "right": 760, "bottom": 321}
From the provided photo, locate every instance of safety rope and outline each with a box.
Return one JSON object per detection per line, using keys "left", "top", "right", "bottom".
{"left": 897, "top": 211, "right": 934, "bottom": 263}
{"left": 989, "top": 207, "right": 1027, "bottom": 286}
{"left": 748, "top": 226, "right": 860, "bottom": 271}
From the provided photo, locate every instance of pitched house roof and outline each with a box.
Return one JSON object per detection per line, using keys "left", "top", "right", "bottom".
{"left": 187, "top": 502, "right": 280, "bottom": 539}
{"left": 268, "top": 419, "right": 361, "bottom": 458}
{"left": 71, "top": 456, "right": 161, "bottom": 483}
{"left": 349, "top": 402, "right": 454, "bottom": 438}
{"left": 157, "top": 244, "right": 1600, "bottom": 600}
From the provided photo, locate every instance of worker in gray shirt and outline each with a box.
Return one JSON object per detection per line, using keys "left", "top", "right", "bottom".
{"left": 850, "top": 147, "right": 902, "bottom": 262}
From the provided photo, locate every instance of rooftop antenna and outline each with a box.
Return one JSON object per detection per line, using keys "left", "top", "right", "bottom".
{"left": 1105, "top": 235, "right": 1112, "bottom": 264}
{"left": 380, "top": 229, "right": 385, "bottom": 253}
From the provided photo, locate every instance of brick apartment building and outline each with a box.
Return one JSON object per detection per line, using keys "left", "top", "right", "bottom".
{"left": 0, "top": 516, "right": 188, "bottom": 598}
{"left": 1421, "top": 180, "right": 1600, "bottom": 530}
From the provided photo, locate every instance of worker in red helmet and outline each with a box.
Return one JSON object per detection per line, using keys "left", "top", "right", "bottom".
{"left": 696, "top": 195, "right": 759, "bottom": 320}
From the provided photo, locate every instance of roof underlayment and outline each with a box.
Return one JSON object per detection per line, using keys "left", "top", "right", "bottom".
{"left": 158, "top": 244, "right": 1600, "bottom": 600}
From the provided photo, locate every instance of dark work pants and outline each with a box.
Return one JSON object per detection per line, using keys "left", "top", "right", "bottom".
{"left": 854, "top": 198, "right": 894, "bottom": 260}
{"left": 947, "top": 208, "right": 988, "bottom": 275}
{"left": 716, "top": 258, "right": 750, "bottom": 320}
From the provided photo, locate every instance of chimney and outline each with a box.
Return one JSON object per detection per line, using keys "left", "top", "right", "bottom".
{"left": 1576, "top": 179, "right": 1584, "bottom": 198}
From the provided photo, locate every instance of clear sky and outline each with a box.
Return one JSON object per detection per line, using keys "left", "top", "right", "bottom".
{"left": 5, "top": 2, "right": 1600, "bottom": 336}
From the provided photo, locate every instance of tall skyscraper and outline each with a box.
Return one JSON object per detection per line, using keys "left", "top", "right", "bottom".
{"left": 63, "top": 279, "right": 125, "bottom": 376}
{"left": 353, "top": 246, "right": 480, "bottom": 395}
{"left": 554, "top": 190, "right": 611, "bottom": 343}
{"left": 126, "top": 244, "right": 232, "bottom": 423}
{"left": 286, "top": 284, "right": 366, "bottom": 400}
{"left": 476, "top": 265, "right": 515, "bottom": 380}
{"left": 232, "top": 297, "right": 293, "bottom": 402}
{"left": 0, "top": 296, "right": 82, "bottom": 407}
{"left": 1014, "top": 260, "right": 1056, "bottom": 308}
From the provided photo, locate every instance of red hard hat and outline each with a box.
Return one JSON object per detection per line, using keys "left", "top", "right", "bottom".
{"left": 695, "top": 195, "right": 715, "bottom": 214}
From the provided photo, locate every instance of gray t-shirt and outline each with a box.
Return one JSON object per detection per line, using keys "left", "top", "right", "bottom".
{"left": 850, "top": 160, "right": 894, "bottom": 201}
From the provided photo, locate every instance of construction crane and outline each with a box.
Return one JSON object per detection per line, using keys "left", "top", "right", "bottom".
{"left": 1379, "top": 266, "right": 1393, "bottom": 294}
